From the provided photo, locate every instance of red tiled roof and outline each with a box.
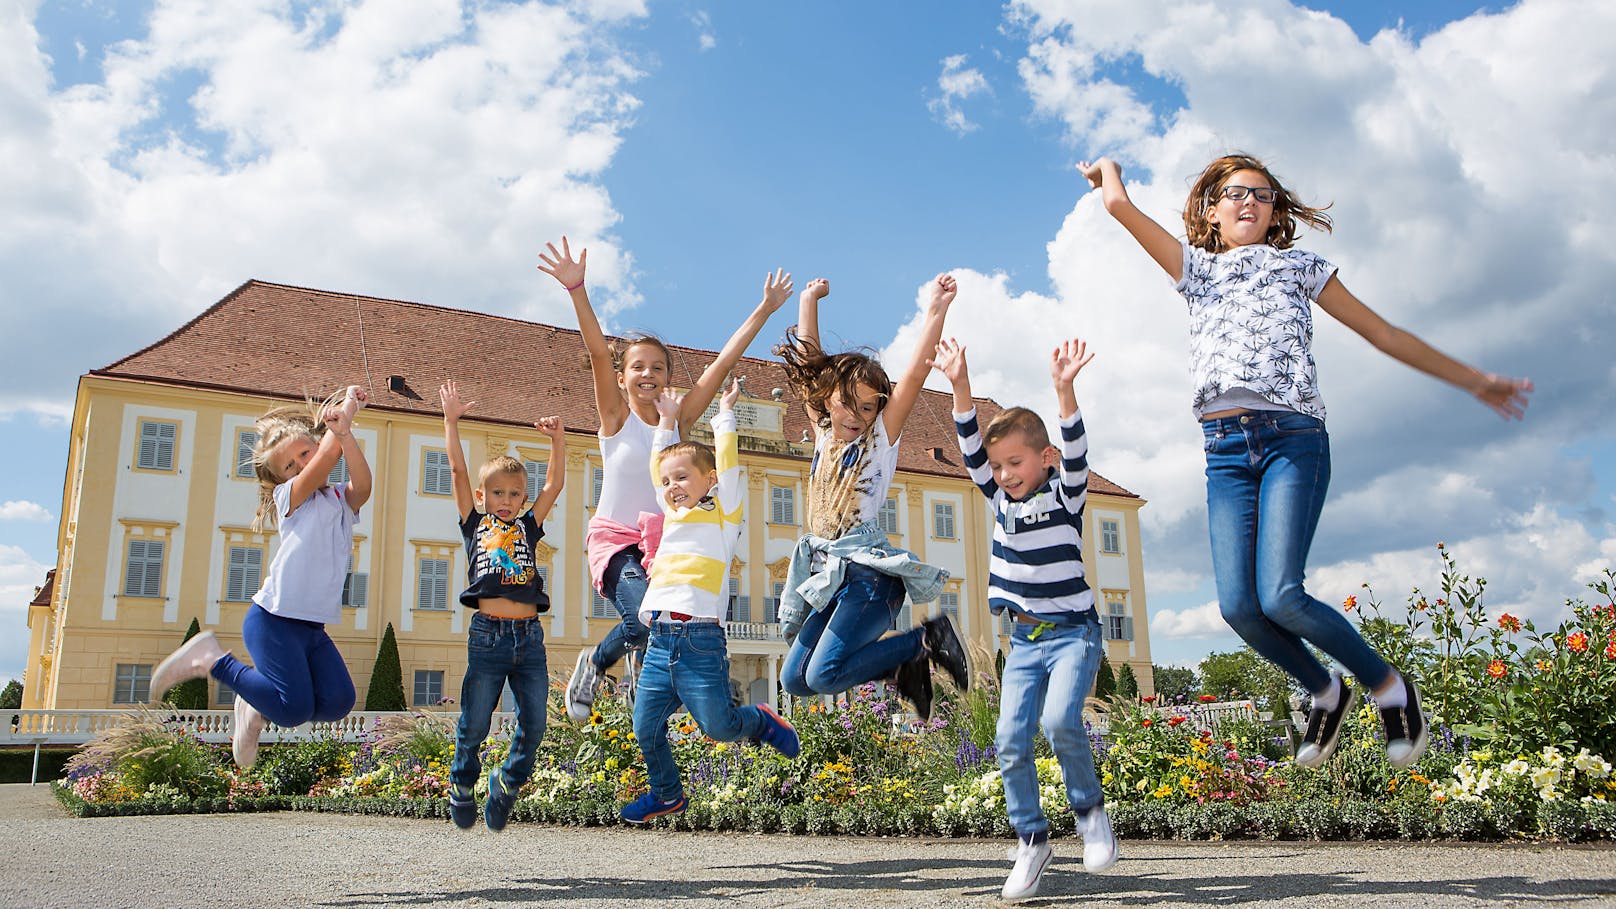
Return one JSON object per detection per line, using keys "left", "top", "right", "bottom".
{"left": 96, "top": 280, "right": 1139, "bottom": 497}
{"left": 31, "top": 569, "right": 55, "bottom": 607}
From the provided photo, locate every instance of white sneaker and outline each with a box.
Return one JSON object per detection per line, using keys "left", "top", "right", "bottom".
{"left": 1077, "top": 805, "right": 1118, "bottom": 872}
{"left": 150, "top": 631, "right": 226, "bottom": 704}
{"left": 566, "top": 648, "right": 600, "bottom": 722}
{"left": 623, "top": 649, "right": 640, "bottom": 712}
{"left": 232, "top": 696, "right": 265, "bottom": 769}
{"left": 1001, "top": 836, "right": 1053, "bottom": 900}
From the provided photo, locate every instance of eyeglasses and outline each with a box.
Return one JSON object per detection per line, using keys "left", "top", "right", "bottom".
{"left": 1218, "top": 185, "right": 1279, "bottom": 204}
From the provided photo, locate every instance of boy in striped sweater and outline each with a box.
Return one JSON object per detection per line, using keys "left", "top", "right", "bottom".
{"left": 932, "top": 337, "right": 1118, "bottom": 900}
{"left": 619, "top": 379, "right": 801, "bottom": 825}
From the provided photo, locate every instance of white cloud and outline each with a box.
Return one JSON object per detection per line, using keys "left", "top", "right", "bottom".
{"left": 1150, "top": 599, "right": 1226, "bottom": 638}
{"left": 0, "top": 501, "right": 53, "bottom": 522}
{"left": 689, "top": 10, "right": 716, "bottom": 51}
{"left": 0, "top": 544, "right": 51, "bottom": 683}
{"left": 880, "top": 0, "right": 1616, "bottom": 653}
{"left": 927, "top": 54, "right": 991, "bottom": 135}
{"left": 3, "top": 0, "right": 650, "bottom": 418}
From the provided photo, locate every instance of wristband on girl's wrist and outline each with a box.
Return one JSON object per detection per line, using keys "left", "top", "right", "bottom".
{"left": 565, "top": 279, "right": 585, "bottom": 291}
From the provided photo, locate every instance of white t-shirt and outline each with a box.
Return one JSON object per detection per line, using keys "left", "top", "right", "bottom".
{"left": 1176, "top": 241, "right": 1337, "bottom": 421}
{"left": 595, "top": 412, "right": 663, "bottom": 525}
{"left": 253, "top": 481, "right": 358, "bottom": 624}
{"left": 806, "top": 413, "right": 900, "bottom": 541}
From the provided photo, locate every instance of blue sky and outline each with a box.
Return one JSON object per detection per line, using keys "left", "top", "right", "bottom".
{"left": 4, "top": 0, "right": 1613, "bottom": 687}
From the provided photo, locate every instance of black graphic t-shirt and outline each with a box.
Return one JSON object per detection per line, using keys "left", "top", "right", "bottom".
{"left": 458, "top": 510, "right": 549, "bottom": 611}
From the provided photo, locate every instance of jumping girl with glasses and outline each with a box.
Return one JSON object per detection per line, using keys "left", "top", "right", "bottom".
{"left": 1078, "top": 153, "right": 1532, "bottom": 770}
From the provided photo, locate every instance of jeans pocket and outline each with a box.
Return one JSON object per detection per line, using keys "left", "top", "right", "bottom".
{"left": 1273, "top": 413, "right": 1324, "bottom": 435}
{"left": 684, "top": 628, "right": 728, "bottom": 656}
{"left": 468, "top": 629, "right": 498, "bottom": 651}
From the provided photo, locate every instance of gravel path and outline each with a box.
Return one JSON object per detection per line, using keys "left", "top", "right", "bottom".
{"left": 3, "top": 784, "right": 1613, "bottom": 908}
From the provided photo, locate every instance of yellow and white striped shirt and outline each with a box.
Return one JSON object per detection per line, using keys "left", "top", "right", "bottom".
{"left": 637, "top": 410, "right": 743, "bottom": 624}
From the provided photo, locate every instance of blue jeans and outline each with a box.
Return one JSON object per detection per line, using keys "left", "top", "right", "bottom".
{"left": 594, "top": 547, "right": 650, "bottom": 673}
{"left": 211, "top": 605, "right": 355, "bottom": 728}
{"left": 996, "top": 617, "right": 1105, "bottom": 836}
{"left": 1203, "top": 411, "right": 1392, "bottom": 694}
{"left": 633, "top": 621, "right": 768, "bottom": 801}
{"left": 449, "top": 613, "right": 549, "bottom": 791}
{"left": 781, "top": 563, "right": 923, "bottom": 697}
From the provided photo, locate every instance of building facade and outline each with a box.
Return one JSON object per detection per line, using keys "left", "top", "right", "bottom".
{"left": 23, "top": 281, "right": 1153, "bottom": 711}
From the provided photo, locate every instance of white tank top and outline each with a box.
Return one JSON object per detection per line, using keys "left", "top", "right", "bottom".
{"left": 595, "top": 411, "right": 663, "bottom": 524}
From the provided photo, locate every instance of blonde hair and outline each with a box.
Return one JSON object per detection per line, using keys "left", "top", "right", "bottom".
{"left": 983, "top": 407, "right": 1052, "bottom": 451}
{"left": 655, "top": 440, "right": 716, "bottom": 475}
{"left": 1184, "top": 153, "right": 1333, "bottom": 253}
{"left": 247, "top": 389, "right": 346, "bottom": 531}
{"left": 478, "top": 456, "right": 527, "bottom": 489}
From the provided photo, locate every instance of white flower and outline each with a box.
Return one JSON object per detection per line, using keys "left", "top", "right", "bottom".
{"left": 1502, "top": 758, "right": 1532, "bottom": 776}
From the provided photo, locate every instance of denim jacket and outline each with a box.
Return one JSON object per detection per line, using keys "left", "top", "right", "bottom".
{"left": 779, "top": 521, "right": 949, "bottom": 638}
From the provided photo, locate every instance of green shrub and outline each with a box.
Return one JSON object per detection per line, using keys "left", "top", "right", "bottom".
{"left": 365, "top": 623, "right": 407, "bottom": 711}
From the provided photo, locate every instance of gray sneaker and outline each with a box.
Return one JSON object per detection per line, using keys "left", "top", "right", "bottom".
{"left": 566, "top": 648, "right": 599, "bottom": 723}
{"left": 623, "top": 649, "right": 640, "bottom": 713}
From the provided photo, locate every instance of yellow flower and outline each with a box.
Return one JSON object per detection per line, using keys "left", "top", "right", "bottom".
{"left": 1152, "top": 784, "right": 1174, "bottom": 798}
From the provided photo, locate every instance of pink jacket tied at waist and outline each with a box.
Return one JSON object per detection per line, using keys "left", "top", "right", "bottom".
{"left": 585, "top": 512, "right": 664, "bottom": 594}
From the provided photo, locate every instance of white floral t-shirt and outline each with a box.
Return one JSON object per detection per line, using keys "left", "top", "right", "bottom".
{"left": 1176, "top": 241, "right": 1338, "bottom": 421}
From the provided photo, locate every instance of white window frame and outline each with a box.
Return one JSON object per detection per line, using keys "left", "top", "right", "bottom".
{"left": 412, "top": 669, "right": 444, "bottom": 707}
{"left": 235, "top": 429, "right": 259, "bottom": 479}
{"left": 1101, "top": 519, "right": 1121, "bottom": 555}
{"left": 422, "top": 449, "right": 454, "bottom": 496}
{"left": 136, "top": 419, "right": 177, "bottom": 471}
{"left": 224, "top": 545, "right": 264, "bottom": 602}
{"left": 878, "top": 497, "right": 900, "bottom": 534}
{"left": 932, "top": 502, "right": 956, "bottom": 540}
{"left": 524, "top": 460, "right": 548, "bottom": 504}
{"left": 417, "top": 557, "right": 450, "bottom": 611}
{"left": 122, "top": 539, "right": 165, "bottom": 598}
{"left": 770, "top": 485, "right": 795, "bottom": 525}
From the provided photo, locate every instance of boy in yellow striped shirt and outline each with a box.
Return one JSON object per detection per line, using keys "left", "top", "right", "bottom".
{"left": 620, "top": 379, "right": 800, "bottom": 824}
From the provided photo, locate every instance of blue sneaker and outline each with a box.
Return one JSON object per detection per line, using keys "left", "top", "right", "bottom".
{"left": 484, "top": 770, "right": 516, "bottom": 832}
{"left": 448, "top": 785, "right": 476, "bottom": 830}
{"left": 755, "top": 704, "right": 801, "bottom": 758}
{"left": 620, "top": 791, "right": 687, "bottom": 825}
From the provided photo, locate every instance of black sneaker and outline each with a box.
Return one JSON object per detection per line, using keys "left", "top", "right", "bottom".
{"left": 448, "top": 786, "right": 477, "bottom": 830}
{"left": 923, "top": 615, "right": 970, "bottom": 691}
{"left": 893, "top": 653, "right": 933, "bottom": 722}
{"left": 484, "top": 770, "right": 516, "bottom": 832}
{"left": 1294, "top": 672, "right": 1356, "bottom": 769}
{"left": 1380, "top": 673, "right": 1430, "bottom": 769}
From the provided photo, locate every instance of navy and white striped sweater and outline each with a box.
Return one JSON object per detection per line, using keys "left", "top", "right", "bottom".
{"left": 954, "top": 407, "right": 1096, "bottom": 622}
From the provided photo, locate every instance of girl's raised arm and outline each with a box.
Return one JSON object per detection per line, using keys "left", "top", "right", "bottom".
{"left": 1316, "top": 277, "right": 1533, "bottom": 419}
{"left": 883, "top": 273, "right": 957, "bottom": 440}
{"left": 677, "top": 269, "right": 794, "bottom": 436}
{"left": 538, "top": 237, "right": 628, "bottom": 435}
{"left": 790, "top": 278, "right": 831, "bottom": 423}
{"left": 1079, "top": 158, "right": 1183, "bottom": 282}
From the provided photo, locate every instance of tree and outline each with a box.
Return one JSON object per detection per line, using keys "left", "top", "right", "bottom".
{"left": 1198, "top": 646, "right": 1300, "bottom": 718}
{"left": 165, "top": 619, "right": 210, "bottom": 710}
{"left": 1152, "top": 665, "right": 1198, "bottom": 704}
{"left": 1092, "top": 653, "right": 1116, "bottom": 700}
{"left": 0, "top": 679, "right": 22, "bottom": 710}
{"left": 365, "top": 623, "right": 407, "bottom": 711}
{"left": 1115, "top": 663, "right": 1138, "bottom": 700}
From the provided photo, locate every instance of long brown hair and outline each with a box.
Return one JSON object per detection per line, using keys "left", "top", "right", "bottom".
{"left": 1183, "top": 153, "right": 1333, "bottom": 253}
{"left": 772, "top": 327, "right": 893, "bottom": 426}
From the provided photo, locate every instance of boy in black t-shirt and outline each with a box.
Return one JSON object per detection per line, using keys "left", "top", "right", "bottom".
{"left": 439, "top": 380, "right": 566, "bottom": 831}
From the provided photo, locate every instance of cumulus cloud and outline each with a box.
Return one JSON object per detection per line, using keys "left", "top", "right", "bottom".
{"left": 0, "top": 544, "right": 51, "bottom": 682}
{"left": 1150, "top": 600, "right": 1226, "bottom": 639}
{"left": 886, "top": 0, "right": 1616, "bottom": 641}
{"left": 0, "top": 501, "right": 53, "bottom": 522}
{"left": 927, "top": 54, "right": 991, "bottom": 134}
{"left": 3, "top": 0, "right": 651, "bottom": 418}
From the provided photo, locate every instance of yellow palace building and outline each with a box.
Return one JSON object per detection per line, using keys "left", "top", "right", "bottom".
{"left": 23, "top": 280, "right": 1154, "bottom": 711}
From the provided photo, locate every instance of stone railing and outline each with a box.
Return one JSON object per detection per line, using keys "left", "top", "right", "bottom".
{"left": 2, "top": 708, "right": 488, "bottom": 747}
{"left": 724, "top": 621, "right": 785, "bottom": 641}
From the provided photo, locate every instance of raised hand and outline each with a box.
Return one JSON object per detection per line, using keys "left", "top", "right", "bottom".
{"left": 1474, "top": 374, "right": 1534, "bottom": 420}
{"left": 928, "top": 273, "right": 957, "bottom": 311}
{"left": 533, "top": 415, "right": 565, "bottom": 442}
{"left": 803, "top": 278, "right": 830, "bottom": 303}
{"left": 929, "top": 337, "right": 968, "bottom": 386}
{"left": 762, "top": 269, "right": 795, "bottom": 312}
{"left": 654, "top": 387, "right": 684, "bottom": 424}
{"left": 1077, "top": 158, "right": 1118, "bottom": 190}
{"left": 719, "top": 376, "right": 742, "bottom": 412}
{"left": 536, "top": 236, "right": 587, "bottom": 290}
{"left": 323, "top": 404, "right": 353, "bottom": 437}
{"left": 342, "top": 385, "right": 368, "bottom": 418}
{"left": 439, "top": 380, "right": 475, "bottom": 422}
{"left": 1051, "top": 338, "right": 1096, "bottom": 385}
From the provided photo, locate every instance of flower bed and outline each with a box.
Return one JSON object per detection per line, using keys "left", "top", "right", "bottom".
{"left": 50, "top": 553, "right": 1616, "bottom": 841}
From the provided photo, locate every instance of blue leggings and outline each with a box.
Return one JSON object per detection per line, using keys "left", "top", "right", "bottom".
{"left": 211, "top": 605, "right": 356, "bottom": 727}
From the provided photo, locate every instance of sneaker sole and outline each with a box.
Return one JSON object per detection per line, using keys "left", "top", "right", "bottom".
{"left": 1294, "top": 686, "right": 1358, "bottom": 769}
{"left": 1388, "top": 710, "right": 1432, "bottom": 769}
{"left": 566, "top": 651, "right": 597, "bottom": 723}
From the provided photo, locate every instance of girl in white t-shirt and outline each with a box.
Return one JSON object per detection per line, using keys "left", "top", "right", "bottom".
{"left": 150, "top": 386, "right": 372, "bottom": 768}
{"left": 536, "top": 237, "right": 794, "bottom": 722}
{"left": 773, "top": 275, "right": 968, "bottom": 721}
{"left": 1080, "top": 153, "right": 1531, "bottom": 770}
